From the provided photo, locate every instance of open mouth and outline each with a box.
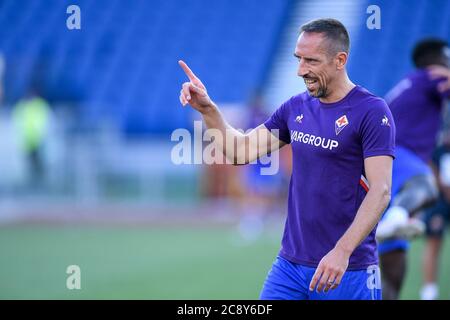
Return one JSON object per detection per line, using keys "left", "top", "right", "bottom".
{"left": 304, "top": 78, "right": 318, "bottom": 89}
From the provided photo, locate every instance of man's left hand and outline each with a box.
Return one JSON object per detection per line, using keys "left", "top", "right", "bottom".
{"left": 309, "top": 246, "right": 350, "bottom": 293}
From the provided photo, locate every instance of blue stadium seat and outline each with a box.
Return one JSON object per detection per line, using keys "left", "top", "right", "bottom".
{"left": 0, "top": 0, "right": 291, "bottom": 135}
{"left": 348, "top": 0, "right": 450, "bottom": 98}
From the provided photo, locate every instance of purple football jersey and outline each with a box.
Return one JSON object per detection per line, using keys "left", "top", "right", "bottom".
{"left": 264, "top": 85, "right": 395, "bottom": 270}
{"left": 386, "top": 69, "right": 450, "bottom": 162}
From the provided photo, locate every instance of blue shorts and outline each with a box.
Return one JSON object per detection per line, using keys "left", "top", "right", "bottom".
{"left": 378, "top": 146, "right": 431, "bottom": 255}
{"left": 260, "top": 256, "right": 382, "bottom": 300}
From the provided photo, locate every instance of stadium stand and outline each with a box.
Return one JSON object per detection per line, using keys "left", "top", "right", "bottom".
{"left": 348, "top": 0, "right": 450, "bottom": 97}
{"left": 0, "top": 0, "right": 293, "bottom": 135}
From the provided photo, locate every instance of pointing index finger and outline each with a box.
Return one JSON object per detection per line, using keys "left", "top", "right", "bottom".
{"left": 178, "top": 60, "right": 198, "bottom": 82}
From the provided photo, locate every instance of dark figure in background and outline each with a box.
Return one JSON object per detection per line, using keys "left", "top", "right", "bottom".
{"left": 420, "top": 128, "right": 450, "bottom": 299}
{"left": 376, "top": 39, "right": 450, "bottom": 300}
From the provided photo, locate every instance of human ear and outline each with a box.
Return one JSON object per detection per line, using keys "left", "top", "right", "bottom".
{"left": 335, "top": 52, "right": 348, "bottom": 70}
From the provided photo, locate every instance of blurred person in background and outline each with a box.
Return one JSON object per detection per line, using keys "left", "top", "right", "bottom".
{"left": 243, "top": 91, "right": 287, "bottom": 204}
{"left": 376, "top": 38, "right": 450, "bottom": 299}
{"left": 237, "top": 91, "right": 286, "bottom": 242}
{"left": 420, "top": 128, "right": 450, "bottom": 300}
{"left": 201, "top": 108, "right": 246, "bottom": 207}
{"left": 12, "top": 85, "right": 52, "bottom": 190}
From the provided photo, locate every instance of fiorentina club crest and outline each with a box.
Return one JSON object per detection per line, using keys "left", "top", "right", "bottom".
{"left": 335, "top": 115, "right": 349, "bottom": 135}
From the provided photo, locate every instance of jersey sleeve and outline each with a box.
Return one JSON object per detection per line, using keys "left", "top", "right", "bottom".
{"left": 263, "top": 99, "right": 291, "bottom": 144}
{"left": 359, "top": 99, "right": 396, "bottom": 159}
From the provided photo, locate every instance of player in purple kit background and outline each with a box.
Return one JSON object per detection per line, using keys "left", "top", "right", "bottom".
{"left": 375, "top": 39, "right": 450, "bottom": 300}
{"left": 178, "top": 18, "right": 395, "bottom": 300}
{"left": 421, "top": 129, "right": 450, "bottom": 300}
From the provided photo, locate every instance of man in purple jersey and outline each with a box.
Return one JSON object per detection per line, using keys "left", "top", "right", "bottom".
{"left": 178, "top": 18, "right": 394, "bottom": 300}
{"left": 375, "top": 39, "right": 450, "bottom": 300}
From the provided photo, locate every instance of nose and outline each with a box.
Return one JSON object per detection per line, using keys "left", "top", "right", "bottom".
{"left": 297, "top": 59, "right": 309, "bottom": 78}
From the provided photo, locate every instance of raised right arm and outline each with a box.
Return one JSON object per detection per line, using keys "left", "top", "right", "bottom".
{"left": 178, "top": 60, "right": 286, "bottom": 164}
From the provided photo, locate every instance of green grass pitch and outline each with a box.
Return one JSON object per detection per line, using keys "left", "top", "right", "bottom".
{"left": 0, "top": 224, "right": 448, "bottom": 299}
